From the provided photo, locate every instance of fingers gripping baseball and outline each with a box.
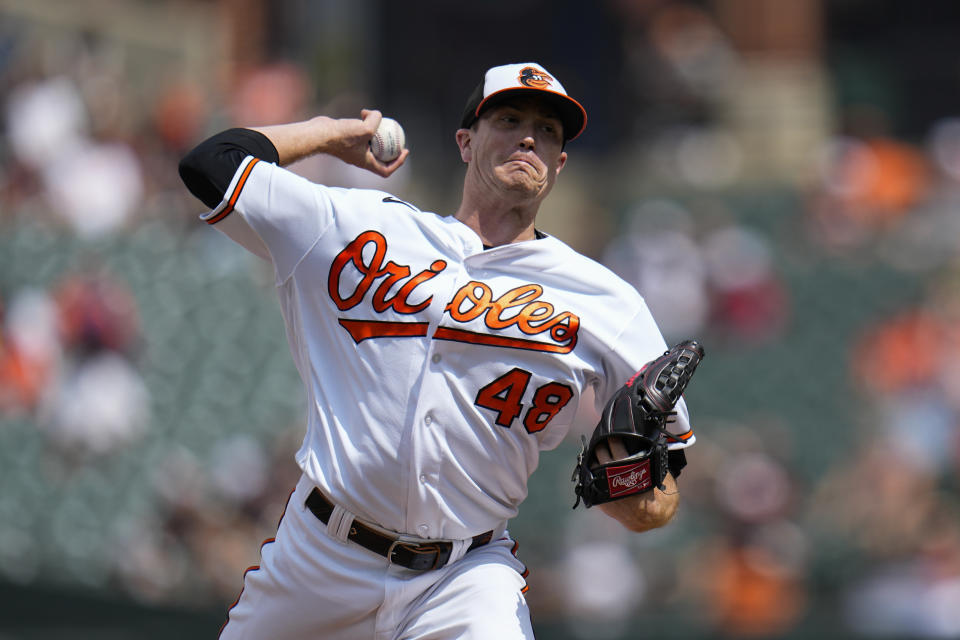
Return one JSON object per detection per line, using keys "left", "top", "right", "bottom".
{"left": 358, "top": 110, "right": 408, "bottom": 177}
{"left": 324, "top": 110, "right": 408, "bottom": 177}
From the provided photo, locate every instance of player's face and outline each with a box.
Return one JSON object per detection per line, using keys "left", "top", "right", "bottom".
{"left": 460, "top": 98, "right": 568, "bottom": 202}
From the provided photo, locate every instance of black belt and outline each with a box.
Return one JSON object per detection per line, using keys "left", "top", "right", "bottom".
{"left": 305, "top": 487, "right": 494, "bottom": 571}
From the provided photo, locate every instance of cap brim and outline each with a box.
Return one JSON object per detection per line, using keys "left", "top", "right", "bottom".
{"left": 464, "top": 87, "right": 588, "bottom": 141}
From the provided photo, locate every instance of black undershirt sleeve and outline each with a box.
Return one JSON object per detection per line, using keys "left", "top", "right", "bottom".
{"left": 668, "top": 449, "right": 687, "bottom": 479}
{"left": 178, "top": 128, "right": 280, "bottom": 209}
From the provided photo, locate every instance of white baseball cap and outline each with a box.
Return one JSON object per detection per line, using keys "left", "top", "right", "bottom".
{"left": 459, "top": 62, "right": 587, "bottom": 141}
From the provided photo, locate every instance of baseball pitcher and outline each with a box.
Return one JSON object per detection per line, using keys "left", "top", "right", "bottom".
{"left": 179, "top": 61, "right": 702, "bottom": 639}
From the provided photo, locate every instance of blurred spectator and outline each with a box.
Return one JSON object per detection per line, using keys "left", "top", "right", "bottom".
{"left": 928, "top": 117, "right": 960, "bottom": 184}
{"left": 4, "top": 72, "right": 144, "bottom": 237}
{"left": 676, "top": 419, "right": 809, "bottom": 637}
{"left": 715, "top": 450, "right": 795, "bottom": 524}
{"left": 54, "top": 267, "right": 141, "bottom": 357}
{"left": 816, "top": 280, "right": 960, "bottom": 640}
{"left": 843, "top": 505, "right": 960, "bottom": 638}
{"left": 230, "top": 62, "right": 309, "bottom": 127}
{"left": 5, "top": 75, "right": 87, "bottom": 170}
{"left": 0, "top": 333, "right": 38, "bottom": 412}
{"left": 603, "top": 199, "right": 709, "bottom": 342}
{"left": 209, "top": 434, "right": 270, "bottom": 505}
{"left": 850, "top": 275, "right": 960, "bottom": 475}
{"left": 646, "top": 4, "right": 737, "bottom": 100}
{"left": 810, "top": 432, "right": 960, "bottom": 637}
{"left": 561, "top": 540, "right": 645, "bottom": 639}
{"left": 27, "top": 265, "right": 149, "bottom": 457}
{"left": 0, "top": 288, "right": 59, "bottom": 415}
{"left": 117, "top": 426, "right": 302, "bottom": 605}
{"left": 852, "top": 308, "right": 944, "bottom": 397}
{"left": 808, "top": 112, "right": 932, "bottom": 251}
{"left": 38, "top": 350, "right": 149, "bottom": 456}
{"left": 606, "top": 0, "right": 737, "bottom": 140}
{"left": 695, "top": 532, "right": 807, "bottom": 637}
{"left": 153, "top": 79, "right": 209, "bottom": 153}
{"left": 701, "top": 224, "right": 789, "bottom": 344}
{"left": 604, "top": 208, "right": 787, "bottom": 345}
{"left": 43, "top": 140, "right": 144, "bottom": 238}
{"left": 812, "top": 436, "right": 939, "bottom": 557}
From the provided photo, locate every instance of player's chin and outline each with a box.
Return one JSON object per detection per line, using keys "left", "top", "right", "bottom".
{"left": 496, "top": 169, "right": 547, "bottom": 196}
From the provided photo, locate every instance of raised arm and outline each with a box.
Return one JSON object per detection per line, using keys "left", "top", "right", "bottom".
{"left": 178, "top": 109, "right": 409, "bottom": 208}
{"left": 249, "top": 109, "right": 408, "bottom": 173}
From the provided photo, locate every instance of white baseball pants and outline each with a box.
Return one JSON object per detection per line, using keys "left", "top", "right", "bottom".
{"left": 219, "top": 475, "right": 534, "bottom": 639}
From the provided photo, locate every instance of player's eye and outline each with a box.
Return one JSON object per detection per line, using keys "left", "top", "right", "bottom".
{"left": 541, "top": 122, "right": 562, "bottom": 140}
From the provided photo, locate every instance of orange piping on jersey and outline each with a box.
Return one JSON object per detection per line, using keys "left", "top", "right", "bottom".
{"left": 509, "top": 538, "right": 531, "bottom": 594}
{"left": 668, "top": 429, "right": 694, "bottom": 443}
{"left": 338, "top": 318, "right": 429, "bottom": 343}
{"left": 432, "top": 326, "right": 576, "bottom": 354}
{"left": 219, "top": 549, "right": 269, "bottom": 637}
{"left": 207, "top": 158, "right": 260, "bottom": 225}
{"left": 218, "top": 487, "right": 294, "bottom": 638}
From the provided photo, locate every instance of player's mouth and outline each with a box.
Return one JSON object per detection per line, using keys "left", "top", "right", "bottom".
{"left": 504, "top": 153, "right": 543, "bottom": 173}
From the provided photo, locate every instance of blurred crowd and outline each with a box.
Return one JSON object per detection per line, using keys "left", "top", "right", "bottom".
{"left": 2, "top": 2, "right": 960, "bottom": 638}
{"left": 0, "top": 15, "right": 308, "bottom": 608}
{"left": 0, "top": 262, "right": 147, "bottom": 455}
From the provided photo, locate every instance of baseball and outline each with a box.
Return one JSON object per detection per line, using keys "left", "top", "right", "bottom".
{"left": 370, "top": 117, "right": 405, "bottom": 163}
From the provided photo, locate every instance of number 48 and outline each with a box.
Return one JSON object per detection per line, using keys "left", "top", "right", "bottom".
{"left": 475, "top": 368, "right": 574, "bottom": 433}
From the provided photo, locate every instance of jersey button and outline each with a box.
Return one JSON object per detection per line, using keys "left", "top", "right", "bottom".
{"left": 419, "top": 474, "right": 427, "bottom": 484}
{"left": 431, "top": 353, "right": 441, "bottom": 364}
{"left": 424, "top": 415, "right": 432, "bottom": 425}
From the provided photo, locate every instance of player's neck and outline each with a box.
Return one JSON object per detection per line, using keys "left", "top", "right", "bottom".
{"left": 454, "top": 186, "right": 540, "bottom": 248}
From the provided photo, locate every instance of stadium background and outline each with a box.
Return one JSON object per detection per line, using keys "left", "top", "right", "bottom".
{"left": 2, "top": 0, "right": 960, "bottom": 637}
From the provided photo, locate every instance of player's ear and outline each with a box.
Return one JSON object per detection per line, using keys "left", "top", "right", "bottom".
{"left": 455, "top": 129, "right": 472, "bottom": 163}
{"left": 555, "top": 151, "right": 568, "bottom": 175}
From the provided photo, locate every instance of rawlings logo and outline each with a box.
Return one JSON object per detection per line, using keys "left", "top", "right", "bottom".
{"left": 518, "top": 67, "right": 553, "bottom": 89}
{"left": 607, "top": 460, "right": 651, "bottom": 498}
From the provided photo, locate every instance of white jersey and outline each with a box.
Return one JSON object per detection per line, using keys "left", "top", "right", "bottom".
{"left": 203, "top": 156, "right": 694, "bottom": 541}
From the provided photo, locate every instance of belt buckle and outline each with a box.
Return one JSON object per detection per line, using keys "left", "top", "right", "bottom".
{"left": 387, "top": 537, "right": 452, "bottom": 571}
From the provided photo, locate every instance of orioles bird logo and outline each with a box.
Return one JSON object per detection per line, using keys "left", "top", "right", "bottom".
{"left": 517, "top": 67, "right": 553, "bottom": 88}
